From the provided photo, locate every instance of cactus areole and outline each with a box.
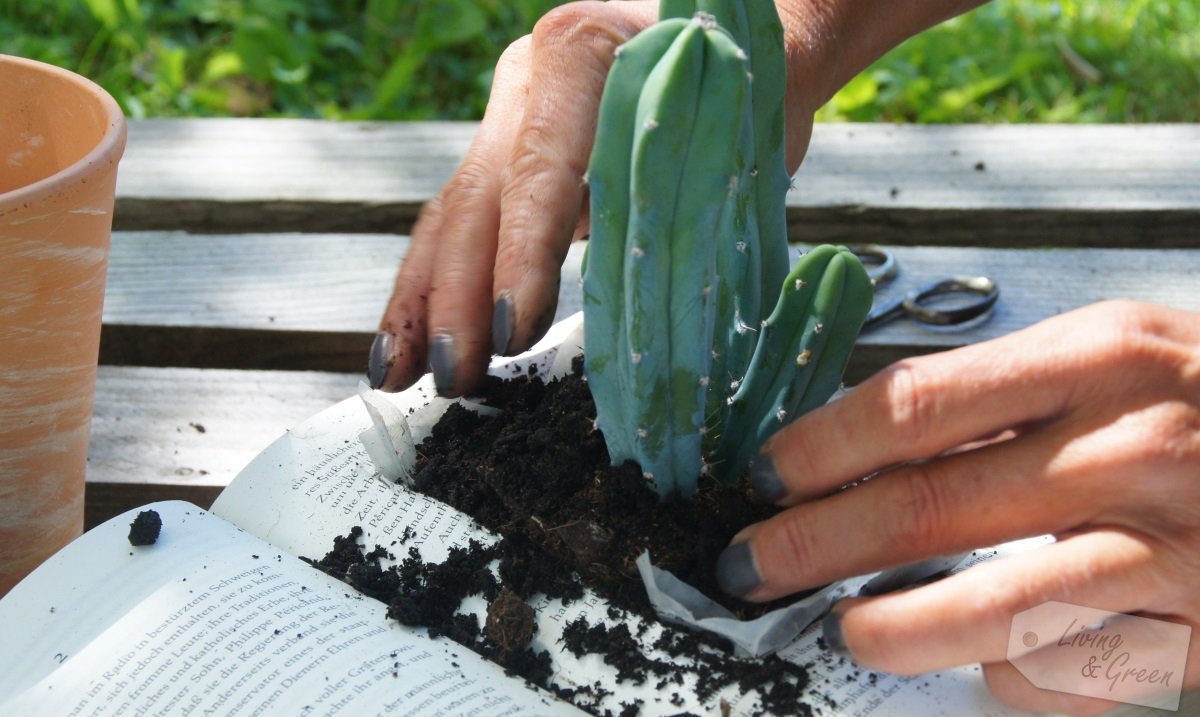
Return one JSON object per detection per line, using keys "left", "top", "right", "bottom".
{"left": 583, "top": 2, "right": 874, "bottom": 499}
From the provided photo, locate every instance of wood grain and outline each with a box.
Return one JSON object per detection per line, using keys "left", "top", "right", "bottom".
{"left": 102, "top": 231, "right": 1200, "bottom": 380}
{"left": 114, "top": 120, "right": 1200, "bottom": 245}
{"left": 90, "top": 119, "right": 1200, "bottom": 529}
{"left": 86, "top": 365, "right": 360, "bottom": 527}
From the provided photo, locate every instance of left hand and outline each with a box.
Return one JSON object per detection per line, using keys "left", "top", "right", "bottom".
{"left": 715, "top": 300, "right": 1200, "bottom": 715}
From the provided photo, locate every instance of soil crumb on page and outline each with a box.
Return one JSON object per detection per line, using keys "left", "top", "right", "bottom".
{"left": 302, "top": 361, "right": 829, "bottom": 715}
{"left": 307, "top": 528, "right": 815, "bottom": 717}
{"left": 127, "top": 509, "right": 163, "bottom": 546}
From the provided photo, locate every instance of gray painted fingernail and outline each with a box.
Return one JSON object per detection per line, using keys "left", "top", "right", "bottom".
{"left": 823, "top": 610, "right": 850, "bottom": 656}
{"left": 492, "top": 294, "right": 513, "bottom": 355}
{"left": 367, "top": 331, "right": 393, "bottom": 390}
{"left": 715, "top": 541, "right": 761, "bottom": 597}
{"left": 750, "top": 454, "right": 786, "bottom": 503}
{"left": 430, "top": 332, "right": 457, "bottom": 395}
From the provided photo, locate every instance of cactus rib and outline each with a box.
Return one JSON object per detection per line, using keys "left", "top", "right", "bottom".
{"left": 584, "top": 5, "right": 874, "bottom": 498}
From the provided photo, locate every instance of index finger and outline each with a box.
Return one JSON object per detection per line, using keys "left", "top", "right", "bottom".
{"left": 750, "top": 303, "right": 1144, "bottom": 505}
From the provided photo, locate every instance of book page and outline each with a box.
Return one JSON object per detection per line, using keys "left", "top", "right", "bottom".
{"left": 210, "top": 314, "right": 587, "bottom": 565}
{"left": 0, "top": 502, "right": 577, "bottom": 716}
{"left": 482, "top": 546, "right": 1038, "bottom": 716}
{"left": 768, "top": 545, "right": 1045, "bottom": 717}
{"left": 205, "top": 313, "right": 1039, "bottom": 715}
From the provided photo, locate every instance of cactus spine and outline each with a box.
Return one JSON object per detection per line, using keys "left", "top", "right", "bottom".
{"left": 584, "top": 3, "right": 873, "bottom": 498}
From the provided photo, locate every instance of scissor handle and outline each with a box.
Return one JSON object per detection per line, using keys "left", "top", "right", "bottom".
{"left": 863, "top": 275, "right": 999, "bottom": 331}
{"left": 849, "top": 244, "right": 899, "bottom": 285}
{"left": 904, "top": 276, "right": 999, "bottom": 325}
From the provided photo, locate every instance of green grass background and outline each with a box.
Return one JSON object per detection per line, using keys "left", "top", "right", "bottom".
{"left": 3, "top": 0, "right": 1197, "bottom": 122}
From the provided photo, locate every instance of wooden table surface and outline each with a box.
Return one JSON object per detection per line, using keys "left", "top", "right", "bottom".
{"left": 90, "top": 119, "right": 1200, "bottom": 525}
{"left": 87, "top": 119, "right": 1199, "bottom": 717}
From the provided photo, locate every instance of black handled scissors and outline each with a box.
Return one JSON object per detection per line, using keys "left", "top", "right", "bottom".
{"left": 851, "top": 245, "right": 1000, "bottom": 332}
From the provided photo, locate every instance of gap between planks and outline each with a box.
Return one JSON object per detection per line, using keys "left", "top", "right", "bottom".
{"left": 87, "top": 365, "right": 361, "bottom": 528}
{"left": 102, "top": 231, "right": 1200, "bottom": 380}
{"left": 113, "top": 120, "right": 1200, "bottom": 246}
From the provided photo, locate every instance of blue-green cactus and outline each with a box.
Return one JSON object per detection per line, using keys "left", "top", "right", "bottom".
{"left": 583, "top": 4, "right": 873, "bottom": 498}
{"left": 713, "top": 245, "right": 874, "bottom": 478}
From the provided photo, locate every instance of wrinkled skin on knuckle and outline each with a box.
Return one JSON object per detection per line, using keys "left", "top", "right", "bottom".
{"left": 447, "top": 153, "right": 501, "bottom": 204}
{"left": 769, "top": 512, "right": 822, "bottom": 592}
{"left": 1135, "top": 402, "right": 1200, "bottom": 472}
{"left": 1107, "top": 402, "right": 1200, "bottom": 534}
{"left": 881, "top": 360, "right": 939, "bottom": 448}
{"left": 409, "top": 190, "right": 444, "bottom": 241}
{"left": 531, "top": 2, "right": 640, "bottom": 72}
{"left": 510, "top": 5, "right": 643, "bottom": 185}
{"left": 884, "top": 464, "right": 950, "bottom": 549}
{"left": 501, "top": 118, "right": 589, "bottom": 195}
{"left": 1075, "top": 301, "right": 1188, "bottom": 383}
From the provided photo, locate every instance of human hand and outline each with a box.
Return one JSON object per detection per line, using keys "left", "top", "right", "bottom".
{"left": 366, "top": 1, "right": 655, "bottom": 396}
{"left": 715, "top": 300, "right": 1200, "bottom": 715}
{"left": 369, "top": 0, "right": 838, "bottom": 396}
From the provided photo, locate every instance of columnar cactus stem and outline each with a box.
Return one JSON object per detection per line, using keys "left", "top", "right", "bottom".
{"left": 583, "top": 19, "right": 687, "bottom": 467}
{"left": 584, "top": 4, "right": 874, "bottom": 498}
{"left": 660, "top": 0, "right": 791, "bottom": 431}
{"left": 584, "top": 15, "right": 749, "bottom": 496}
{"left": 713, "top": 245, "right": 873, "bottom": 478}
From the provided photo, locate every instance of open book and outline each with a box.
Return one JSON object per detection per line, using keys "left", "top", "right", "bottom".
{"left": 0, "top": 316, "right": 1034, "bottom": 716}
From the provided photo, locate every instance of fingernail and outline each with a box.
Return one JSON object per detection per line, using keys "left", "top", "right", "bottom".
{"left": 429, "top": 332, "right": 457, "bottom": 395}
{"left": 367, "top": 332, "right": 393, "bottom": 390}
{"left": 822, "top": 610, "right": 850, "bottom": 657}
{"left": 492, "top": 294, "right": 513, "bottom": 355}
{"left": 750, "top": 454, "right": 786, "bottom": 503}
{"left": 715, "top": 541, "right": 761, "bottom": 597}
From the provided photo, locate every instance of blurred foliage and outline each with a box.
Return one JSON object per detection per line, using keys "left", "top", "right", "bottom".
{"left": 0, "top": 0, "right": 564, "bottom": 119}
{"left": 2, "top": 0, "right": 1197, "bottom": 122}
{"left": 821, "top": 0, "right": 1200, "bottom": 122}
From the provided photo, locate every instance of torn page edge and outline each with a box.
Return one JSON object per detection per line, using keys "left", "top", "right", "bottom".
{"left": 357, "top": 381, "right": 416, "bottom": 484}
{"left": 356, "top": 385, "right": 505, "bottom": 486}
{"left": 636, "top": 550, "right": 970, "bottom": 658}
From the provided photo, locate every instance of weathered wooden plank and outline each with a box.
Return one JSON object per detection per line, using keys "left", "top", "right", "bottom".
{"left": 115, "top": 120, "right": 1200, "bottom": 246}
{"left": 838, "top": 243, "right": 1200, "bottom": 381}
{"left": 86, "top": 365, "right": 360, "bottom": 528}
{"left": 102, "top": 232, "right": 1200, "bottom": 379}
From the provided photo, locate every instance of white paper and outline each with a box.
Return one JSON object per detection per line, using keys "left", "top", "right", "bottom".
{"left": 0, "top": 502, "right": 574, "bottom": 716}
{"left": 357, "top": 380, "right": 416, "bottom": 483}
{"left": 638, "top": 551, "right": 970, "bottom": 658}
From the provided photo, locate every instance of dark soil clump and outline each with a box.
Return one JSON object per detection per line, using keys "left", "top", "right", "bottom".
{"left": 308, "top": 526, "right": 814, "bottom": 716}
{"left": 305, "top": 526, "right": 555, "bottom": 686}
{"left": 128, "top": 509, "right": 163, "bottom": 546}
{"left": 306, "top": 360, "right": 821, "bottom": 715}
{"left": 485, "top": 587, "right": 537, "bottom": 653}
{"left": 412, "top": 359, "right": 793, "bottom": 617}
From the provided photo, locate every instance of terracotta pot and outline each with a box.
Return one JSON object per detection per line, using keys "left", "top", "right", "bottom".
{"left": 0, "top": 55, "right": 126, "bottom": 596}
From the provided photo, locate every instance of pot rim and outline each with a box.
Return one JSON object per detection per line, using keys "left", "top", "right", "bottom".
{"left": 0, "top": 54, "right": 128, "bottom": 210}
